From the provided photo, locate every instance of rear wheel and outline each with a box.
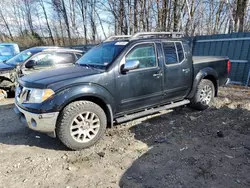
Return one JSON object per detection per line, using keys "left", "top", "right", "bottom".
{"left": 190, "top": 79, "right": 215, "bottom": 110}
{"left": 56, "top": 101, "right": 107, "bottom": 150}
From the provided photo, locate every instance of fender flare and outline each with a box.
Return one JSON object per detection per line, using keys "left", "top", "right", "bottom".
{"left": 40, "top": 84, "right": 115, "bottom": 127}
{"left": 187, "top": 67, "right": 219, "bottom": 99}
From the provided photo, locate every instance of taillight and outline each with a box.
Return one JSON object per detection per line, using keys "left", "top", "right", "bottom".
{"left": 227, "top": 60, "right": 231, "bottom": 74}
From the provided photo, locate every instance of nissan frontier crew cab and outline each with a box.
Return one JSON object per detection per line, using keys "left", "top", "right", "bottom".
{"left": 14, "top": 32, "right": 230, "bottom": 150}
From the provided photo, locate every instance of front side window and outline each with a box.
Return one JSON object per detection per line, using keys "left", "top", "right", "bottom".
{"left": 126, "top": 44, "right": 157, "bottom": 69}
{"left": 31, "top": 53, "right": 55, "bottom": 67}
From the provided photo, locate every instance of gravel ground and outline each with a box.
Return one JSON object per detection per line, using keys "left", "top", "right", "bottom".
{"left": 0, "top": 86, "right": 249, "bottom": 188}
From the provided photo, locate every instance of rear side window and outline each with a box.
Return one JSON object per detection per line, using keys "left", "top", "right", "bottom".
{"left": 163, "top": 42, "right": 178, "bottom": 64}
{"left": 182, "top": 42, "right": 190, "bottom": 54}
{"left": 54, "top": 53, "right": 76, "bottom": 64}
{"left": 163, "top": 42, "right": 185, "bottom": 65}
{"left": 176, "top": 42, "right": 184, "bottom": 62}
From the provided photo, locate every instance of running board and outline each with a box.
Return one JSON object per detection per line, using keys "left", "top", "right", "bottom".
{"left": 115, "top": 99, "right": 190, "bottom": 124}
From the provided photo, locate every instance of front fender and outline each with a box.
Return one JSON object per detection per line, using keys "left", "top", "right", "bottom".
{"left": 40, "top": 84, "right": 115, "bottom": 113}
{"left": 187, "top": 67, "right": 218, "bottom": 99}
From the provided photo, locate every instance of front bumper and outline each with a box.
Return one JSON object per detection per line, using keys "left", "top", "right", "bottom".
{"left": 14, "top": 103, "right": 59, "bottom": 136}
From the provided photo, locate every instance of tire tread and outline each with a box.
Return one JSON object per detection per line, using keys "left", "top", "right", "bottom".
{"left": 56, "top": 100, "right": 107, "bottom": 150}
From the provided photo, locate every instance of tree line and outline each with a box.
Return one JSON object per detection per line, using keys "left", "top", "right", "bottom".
{"left": 0, "top": 0, "right": 249, "bottom": 48}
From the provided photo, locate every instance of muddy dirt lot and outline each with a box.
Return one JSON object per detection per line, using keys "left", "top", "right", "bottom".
{"left": 0, "top": 86, "right": 250, "bottom": 188}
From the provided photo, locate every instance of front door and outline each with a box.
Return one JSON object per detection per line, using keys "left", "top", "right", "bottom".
{"left": 116, "top": 43, "right": 163, "bottom": 114}
{"left": 21, "top": 52, "right": 77, "bottom": 75}
{"left": 21, "top": 52, "right": 55, "bottom": 75}
{"left": 162, "top": 41, "right": 192, "bottom": 102}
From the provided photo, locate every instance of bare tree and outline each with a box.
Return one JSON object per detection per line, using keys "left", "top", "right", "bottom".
{"left": 22, "top": 0, "right": 36, "bottom": 35}
{"left": 238, "top": 0, "right": 248, "bottom": 32}
{"left": 0, "top": 0, "right": 250, "bottom": 47}
{"left": 89, "top": 0, "right": 97, "bottom": 41}
{"left": 61, "top": 0, "right": 72, "bottom": 45}
{"left": 0, "top": 7, "right": 14, "bottom": 40}
{"left": 76, "top": 0, "right": 88, "bottom": 43}
{"left": 134, "top": 0, "right": 138, "bottom": 33}
{"left": 39, "top": 0, "right": 55, "bottom": 45}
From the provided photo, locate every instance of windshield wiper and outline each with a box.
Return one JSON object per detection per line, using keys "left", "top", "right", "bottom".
{"left": 79, "top": 63, "right": 94, "bottom": 69}
{"left": 79, "top": 63, "right": 102, "bottom": 70}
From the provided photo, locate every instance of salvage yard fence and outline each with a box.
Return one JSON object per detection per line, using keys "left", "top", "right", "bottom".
{"left": 191, "top": 32, "right": 250, "bottom": 86}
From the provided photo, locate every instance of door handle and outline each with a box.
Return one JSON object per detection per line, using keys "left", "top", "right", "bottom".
{"left": 182, "top": 68, "right": 190, "bottom": 73}
{"left": 153, "top": 72, "right": 163, "bottom": 78}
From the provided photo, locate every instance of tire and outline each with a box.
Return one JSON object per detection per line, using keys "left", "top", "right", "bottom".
{"left": 56, "top": 100, "right": 107, "bottom": 150}
{"left": 190, "top": 79, "right": 215, "bottom": 110}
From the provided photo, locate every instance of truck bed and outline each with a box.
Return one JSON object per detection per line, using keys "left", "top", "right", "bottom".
{"left": 192, "top": 56, "right": 229, "bottom": 86}
{"left": 193, "top": 56, "right": 228, "bottom": 64}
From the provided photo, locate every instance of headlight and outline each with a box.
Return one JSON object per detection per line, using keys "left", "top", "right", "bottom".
{"left": 27, "top": 88, "right": 54, "bottom": 103}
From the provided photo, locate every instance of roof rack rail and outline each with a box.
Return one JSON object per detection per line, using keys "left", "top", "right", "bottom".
{"left": 131, "top": 32, "right": 184, "bottom": 40}
{"left": 104, "top": 35, "right": 131, "bottom": 42}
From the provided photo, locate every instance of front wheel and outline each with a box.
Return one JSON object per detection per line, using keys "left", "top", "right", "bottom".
{"left": 190, "top": 79, "right": 215, "bottom": 110}
{"left": 56, "top": 101, "right": 107, "bottom": 150}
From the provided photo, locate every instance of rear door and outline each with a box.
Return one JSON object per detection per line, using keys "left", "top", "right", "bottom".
{"left": 116, "top": 42, "right": 164, "bottom": 114}
{"left": 162, "top": 41, "right": 192, "bottom": 102}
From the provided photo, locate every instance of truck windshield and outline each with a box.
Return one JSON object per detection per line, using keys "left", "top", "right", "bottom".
{"left": 5, "top": 50, "right": 34, "bottom": 66}
{"left": 77, "top": 41, "right": 128, "bottom": 68}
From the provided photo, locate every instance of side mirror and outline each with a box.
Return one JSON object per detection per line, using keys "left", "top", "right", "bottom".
{"left": 25, "top": 60, "right": 36, "bottom": 69}
{"left": 121, "top": 60, "right": 140, "bottom": 73}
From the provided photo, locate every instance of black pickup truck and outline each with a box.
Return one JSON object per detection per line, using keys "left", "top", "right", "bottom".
{"left": 14, "top": 32, "right": 230, "bottom": 150}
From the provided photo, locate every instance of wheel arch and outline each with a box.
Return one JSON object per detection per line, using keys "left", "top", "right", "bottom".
{"left": 51, "top": 85, "right": 114, "bottom": 127}
{"left": 66, "top": 96, "right": 114, "bottom": 128}
{"left": 187, "top": 67, "right": 218, "bottom": 99}
{"left": 42, "top": 84, "right": 115, "bottom": 128}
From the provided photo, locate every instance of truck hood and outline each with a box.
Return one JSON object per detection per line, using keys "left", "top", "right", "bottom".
{"left": 19, "top": 65, "right": 104, "bottom": 88}
{"left": 0, "top": 62, "right": 15, "bottom": 72}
